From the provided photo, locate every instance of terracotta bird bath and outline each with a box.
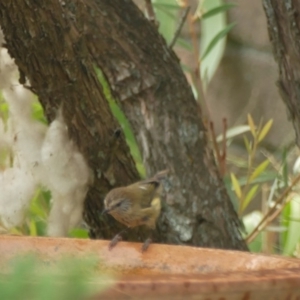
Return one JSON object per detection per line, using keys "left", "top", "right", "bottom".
{"left": 0, "top": 235, "right": 300, "bottom": 299}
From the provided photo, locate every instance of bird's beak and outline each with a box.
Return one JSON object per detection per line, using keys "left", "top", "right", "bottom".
{"left": 101, "top": 208, "right": 110, "bottom": 215}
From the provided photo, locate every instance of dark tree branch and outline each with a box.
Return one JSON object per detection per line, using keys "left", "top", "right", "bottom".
{"left": 263, "top": 0, "right": 300, "bottom": 148}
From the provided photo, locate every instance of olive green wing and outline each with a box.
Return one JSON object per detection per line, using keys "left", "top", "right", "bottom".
{"left": 128, "top": 170, "right": 168, "bottom": 208}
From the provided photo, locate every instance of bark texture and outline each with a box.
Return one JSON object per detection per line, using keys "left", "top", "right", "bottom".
{"left": 263, "top": 0, "right": 300, "bottom": 147}
{"left": 0, "top": 0, "right": 141, "bottom": 240}
{"left": 0, "top": 0, "right": 247, "bottom": 250}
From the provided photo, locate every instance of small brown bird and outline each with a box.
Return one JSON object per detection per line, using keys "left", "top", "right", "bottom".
{"left": 102, "top": 169, "right": 168, "bottom": 251}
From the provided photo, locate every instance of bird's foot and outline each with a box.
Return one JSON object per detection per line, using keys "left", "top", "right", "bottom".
{"left": 109, "top": 234, "right": 122, "bottom": 250}
{"left": 141, "top": 238, "right": 152, "bottom": 252}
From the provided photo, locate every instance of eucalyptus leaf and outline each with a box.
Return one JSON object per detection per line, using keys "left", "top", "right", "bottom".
{"left": 216, "top": 125, "right": 250, "bottom": 142}
{"left": 282, "top": 195, "right": 300, "bottom": 256}
{"left": 202, "top": 3, "right": 236, "bottom": 19}
{"left": 153, "top": 0, "right": 178, "bottom": 44}
{"left": 201, "top": 23, "right": 235, "bottom": 60}
{"left": 200, "top": 0, "right": 235, "bottom": 87}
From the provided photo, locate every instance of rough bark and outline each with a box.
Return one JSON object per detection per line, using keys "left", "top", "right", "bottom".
{"left": 0, "top": 0, "right": 141, "bottom": 240}
{"left": 263, "top": 0, "right": 300, "bottom": 148}
{"left": 0, "top": 0, "right": 247, "bottom": 250}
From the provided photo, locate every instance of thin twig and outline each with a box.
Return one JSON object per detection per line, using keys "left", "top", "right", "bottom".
{"left": 169, "top": 6, "right": 190, "bottom": 48}
{"left": 220, "top": 118, "right": 227, "bottom": 176}
{"left": 209, "top": 121, "right": 222, "bottom": 173}
{"left": 246, "top": 172, "right": 300, "bottom": 244}
{"left": 188, "top": 14, "right": 211, "bottom": 121}
{"left": 144, "top": 0, "right": 159, "bottom": 27}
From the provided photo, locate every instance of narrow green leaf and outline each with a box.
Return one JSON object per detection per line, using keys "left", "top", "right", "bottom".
{"left": 153, "top": 0, "right": 178, "bottom": 43}
{"left": 281, "top": 199, "right": 291, "bottom": 250}
{"left": 243, "top": 135, "right": 251, "bottom": 154}
{"left": 200, "top": 0, "right": 230, "bottom": 87}
{"left": 249, "top": 160, "right": 270, "bottom": 182}
{"left": 202, "top": 3, "right": 236, "bottom": 19}
{"left": 247, "top": 114, "right": 256, "bottom": 136}
{"left": 238, "top": 171, "right": 277, "bottom": 186}
{"left": 176, "top": 37, "right": 193, "bottom": 51}
{"left": 282, "top": 195, "right": 300, "bottom": 255}
{"left": 258, "top": 119, "right": 273, "bottom": 142}
{"left": 230, "top": 172, "right": 242, "bottom": 199}
{"left": 282, "top": 147, "right": 288, "bottom": 188}
{"left": 201, "top": 22, "right": 235, "bottom": 60}
{"left": 242, "top": 184, "right": 259, "bottom": 212}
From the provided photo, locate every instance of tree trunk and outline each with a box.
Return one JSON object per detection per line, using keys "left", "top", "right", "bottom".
{"left": 263, "top": 0, "right": 300, "bottom": 148}
{"left": 0, "top": 0, "right": 141, "bottom": 240}
{"left": 0, "top": 0, "right": 247, "bottom": 250}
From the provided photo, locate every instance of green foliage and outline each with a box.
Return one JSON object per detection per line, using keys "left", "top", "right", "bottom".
{"left": 0, "top": 255, "right": 110, "bottom": 300}
{"left": 32, "top": 101, "right": 47, "bottom": 124}
{"left": 201, "top": 3, "right": 236, "bottom": 19}
{"left": 201, "top": 22, "right": 235, "bottom": 61}
{"left": 229, "top": 115, "right": 273, "bottom": 215}
{"left": 153, "top": 0, "right": 235, "bottom": 89}
{"left": 199, "top": 0, "right": 235, "bottom": 87}
{"left": 223, "top": 115, "right": 300, "bottom": 256}
{"left": 281, "top": 195, "right": 300, "bottom": 256}
{"left": 96, "top": 69, "right": 145, "bottom": 177}
{"left": 153, "top": 0, "right": 178, "bottom": 44}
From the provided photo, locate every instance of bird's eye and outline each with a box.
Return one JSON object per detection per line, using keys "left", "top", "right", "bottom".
{"left": 116, "top": 202, "right": 122, "bottom": 207}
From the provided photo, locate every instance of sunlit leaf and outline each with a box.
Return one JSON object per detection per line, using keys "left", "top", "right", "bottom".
{"left": 247, "top": 114, "right": 256, "bottom": 137}
{"left": 32, "top": 101, "right": 47, "bottom": 124}
{"left": 242, "top": 184, "right": 259, "bottom": 212}
{"left": 282, "top": 147, "right": 288, "bottom": 188}
{"left": 0, "top": 101, "right": 9, "bottom": 120}
{"left": 249, "top": 160, "right": 270, "bottom": 182}
{"left": 200, "top": 0, "right": 233, "bottom": 87}
{"left": 153, "top": 0, "right": 178, "bottom": 44}
{"left": 282, "top": 195, "right": 300, "bottom": 256}
{"left": 202, "top": 3, "right": 236, "bottom": 19}
{"left": 69, "top": 228, "right": 89, "bottom": 239}
{"left": 201, "top": 22, "right": 235, "bottom": 60}
{"left": 281, "top": 198, "right": 291, "bottom": 250}
{"left": 230, "top": 172, "right": 242, "bottom": 199}
{"left": 216, "top": 125, "right": 250, "bottom": 142}
{"left": 97, "top": 69, "right": 145, "bottom": 176}
{"left": 243, "top": 135, "right": 251, "bottom": 154}
{"left": 238, "top": 171, "right": 277, "bottom": 186}
{"left": 258, "top": 119, "right": 273, "bottom": 142}
{"left": 29, "top": 189, "right": 49, "bottom": 221}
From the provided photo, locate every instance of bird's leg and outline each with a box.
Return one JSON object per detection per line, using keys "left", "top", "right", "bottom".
{"left": 109, "top": 228, "right": 127, "bottom": 250}
{"left": 141, "top": 237, "right": 152, "bottom": 252}
{"left": 141, "top": 228, "right": 155, "bottom": 252}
